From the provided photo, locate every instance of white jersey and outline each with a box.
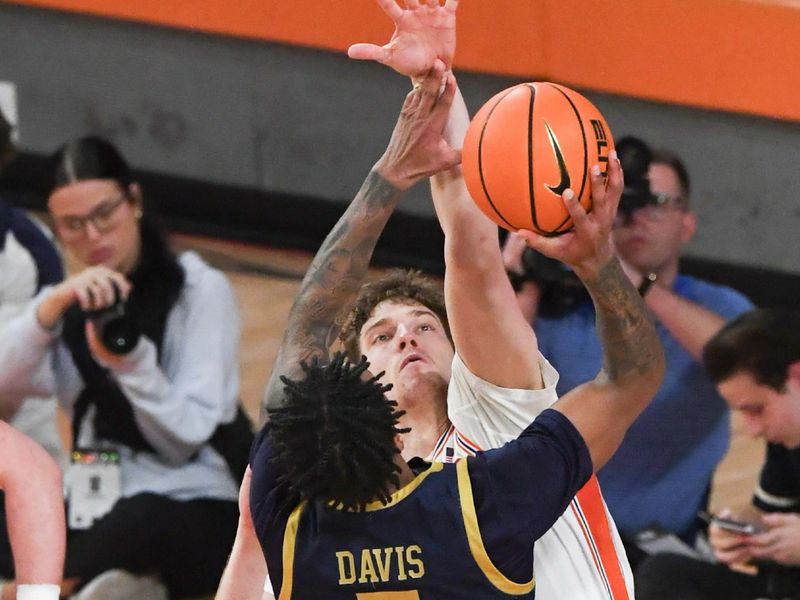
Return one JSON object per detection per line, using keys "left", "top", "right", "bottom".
{"left": 436, "top": 353, "right": 634, "bottom": 600}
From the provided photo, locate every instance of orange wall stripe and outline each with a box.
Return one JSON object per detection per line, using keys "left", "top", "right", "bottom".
{"left": 5, "top": 0, "right": 800, "bottom": 122}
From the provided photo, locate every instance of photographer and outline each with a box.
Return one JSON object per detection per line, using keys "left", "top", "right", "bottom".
{"left": 504, "top": 137, "right": 753, "bottom": 565}
{"left": 0, "top": 137, "right": 251, "bottom": 599}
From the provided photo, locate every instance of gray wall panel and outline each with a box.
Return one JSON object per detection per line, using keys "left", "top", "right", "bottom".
{"left": 2, "top": 3, "right": 799, "bottom": 272}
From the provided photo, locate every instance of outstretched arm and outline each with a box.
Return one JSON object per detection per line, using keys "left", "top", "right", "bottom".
{"left": 220, "top": 64, "right": 459, "bottom": 600}
{"left": 0, "top": 422, "right": 64, "bottom": 598}
{"left": 350, "top": 0, "right": 542, "bottom": 389}
{"left": 261, "top": 62, "right": 459, "bottom": 416}
{"left": 216, "top": 467, "right": 274, "bottom": 600}
{"left": 519, "top": 154, "right": 665, "bottom": 470}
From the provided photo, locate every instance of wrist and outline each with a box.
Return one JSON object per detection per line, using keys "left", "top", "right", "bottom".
{"left": 36, "top": 291, "right": 71, "bottom": 331}
{"left": 637, "top": 272, "right": 658, "bottom": 297}
{"left": 372, "top": 161, "right": 413, "bottom": 192}
{"left": 16, "top": 584, "right": 60, "bottom": 600}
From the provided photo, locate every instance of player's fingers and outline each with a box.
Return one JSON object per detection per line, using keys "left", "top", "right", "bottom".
{"left": 417, "top": 59, "right": 446, "bottom": 104}
{"left": 430, "top": 72, "right": 456, "bottom": 124}
{"left": 605, "top": 150, "right": 623, "bottom": 211}
{"left": 374, "top": 0, "right": 405, "bottom": 20}
{"left": 437, "top": 141, "right": 461, "bottom": 171}
{"left": 347, "top": 43, "right": 388, "bottom": 63}
{"left": 516, "top": 228, "right": 569, "bottom": 257}
{"left": 589, "top": 164, "right": 606, "bottom": 211}
{"left": 444, "top": 0, "right": 459, "bottom": 12}
{"left": 406, "top": 0, "right": 421, "bottom": 8}
{"left": 561, "top": 189, "right": 589, "bottom": 229}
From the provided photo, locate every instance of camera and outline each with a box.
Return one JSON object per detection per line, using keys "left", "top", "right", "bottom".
{"left": 85, "top": 283, "right": 140, "bottom": 355}
{"left": 616, "top": 136, "right": 656, "bottom": 217}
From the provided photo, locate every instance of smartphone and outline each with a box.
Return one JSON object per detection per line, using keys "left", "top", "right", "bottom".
{"left": 698, "top": 511, "right": 762, "bottom": 535}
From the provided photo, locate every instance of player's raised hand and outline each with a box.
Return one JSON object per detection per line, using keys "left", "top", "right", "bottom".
{"left": 348, "top": 0, "right": 458, "bottom": 79}
{"left": 517, "top": 151, "right": 623, "bottom": 281}
{"left": 374, "top": 60, "right": 461, "bottom": 190}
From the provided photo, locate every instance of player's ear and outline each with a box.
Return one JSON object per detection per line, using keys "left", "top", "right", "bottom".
{"left": 394, "top": 433, "right": 405, "bottom": 453}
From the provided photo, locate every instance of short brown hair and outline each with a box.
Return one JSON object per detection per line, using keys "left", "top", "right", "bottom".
{"left": 340, "top": 269, "right": 450, "bottom": 360}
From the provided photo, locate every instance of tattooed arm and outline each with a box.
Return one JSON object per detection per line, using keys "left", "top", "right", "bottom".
{"left": 260, "top": 61, "right": 459, "bottom": 419}
{"left": 518, "top": 152, "right": 665, "bottom": 471}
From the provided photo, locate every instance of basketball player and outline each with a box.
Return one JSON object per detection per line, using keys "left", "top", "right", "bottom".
{"left": 346, "top": 0, "right": 638, "bottom": 597}
{"left": 0, "top": 421, "right": 64, "bottom": 600}
{"left": 248, "top": 58, "right": 664, "bottom": 598}
{"left": 217, "top": 2, "right": 639, "bottom": 598}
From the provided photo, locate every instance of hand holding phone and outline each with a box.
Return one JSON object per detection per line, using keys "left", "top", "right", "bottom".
{"left": 699, "top": 511, "right": 763, "bottom": 535}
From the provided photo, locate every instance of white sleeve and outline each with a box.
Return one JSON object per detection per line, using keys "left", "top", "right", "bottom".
{"left": 447, "top": 351, "right": 560, "bottom": 449}
{"left": 102, "top": 260, "right": 241, "bottom": 465}
{"left": 0, "top": 291, "right": 82, "bottom": 405}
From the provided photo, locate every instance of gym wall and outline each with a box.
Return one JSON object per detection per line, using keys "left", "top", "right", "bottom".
{"left": 1, "top": 1, "right": 798, "bottom": 304}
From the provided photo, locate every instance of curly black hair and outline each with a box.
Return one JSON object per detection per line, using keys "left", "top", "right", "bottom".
{"left": 268, "top": 352, "right": 410, "bottom": 512}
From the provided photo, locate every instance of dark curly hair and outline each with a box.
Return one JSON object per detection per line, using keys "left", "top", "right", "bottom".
{"left": 340, "top": 270, "right": 450, "bottom": 361}
{"left": 268, "top": 352, "right": 410, "bottom": 512}
{"left": 703, "top": 308, "right": 800, "bottom": 392}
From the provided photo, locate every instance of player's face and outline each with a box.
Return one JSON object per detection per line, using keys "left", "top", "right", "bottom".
{"left": 359, "top": 300, "right": 454, "bottom": 396}
{"left": 613, "top": 162, "right": 696, "bottom": 274}
{"left": 718, "top": 370, "right": 800, "bottom": 448}
{"left": 49, "top": 178, "right": 142, "bottom": 275}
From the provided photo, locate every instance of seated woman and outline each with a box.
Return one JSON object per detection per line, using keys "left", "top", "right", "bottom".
{"left": 0, "top": 137, "right": 252, "bottom": 599}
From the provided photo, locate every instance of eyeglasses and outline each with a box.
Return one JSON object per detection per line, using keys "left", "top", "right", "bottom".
{"left": 53, "top": 194, "right": 129, "bottom": 240}
{"left": 615, "top": 193, "right": 688, "bottom": 225}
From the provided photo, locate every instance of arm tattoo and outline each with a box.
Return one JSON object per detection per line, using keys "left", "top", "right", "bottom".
{"left": 584, "top": 258, "right": 662, "bottom": 385}
{"left": 262, "top": 170, "right": 403, "bottom": 417}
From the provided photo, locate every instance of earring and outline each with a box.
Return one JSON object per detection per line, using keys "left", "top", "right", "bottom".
{"left": 135, "top": 208, "right": 143, "bottom": 219}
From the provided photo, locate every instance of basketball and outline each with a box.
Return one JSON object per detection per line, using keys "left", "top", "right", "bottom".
{"left": 462, "top": 82, "right": 614, "bottom": 235}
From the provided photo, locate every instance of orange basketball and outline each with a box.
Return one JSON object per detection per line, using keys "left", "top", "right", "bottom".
{"left": 462, "top": 82, "right": 614, "bottom": 235}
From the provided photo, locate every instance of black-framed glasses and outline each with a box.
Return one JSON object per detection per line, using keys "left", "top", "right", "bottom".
{"left": 53, "top": 194, "right": 129, "bottom": 240}
{"left": 616, "top": 192, "right": 688, "bottom": 225}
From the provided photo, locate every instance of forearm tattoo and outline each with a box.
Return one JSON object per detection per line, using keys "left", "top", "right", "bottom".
{"left": 584, "top": 258, "right": 661, "bottom": 385}
{"left": 262, "top": 170, "right": 403, "bottom": 415}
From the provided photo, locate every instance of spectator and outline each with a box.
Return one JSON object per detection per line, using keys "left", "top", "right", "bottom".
{"left": 506, "top": 137, "right": 754, "bottom": 564}
{"left": 0, "top": 107, "right": 65, "bottom": 462}
{"left": 636, "top": 308, "right": 800, "bottom": 599}
{"left": 0, "top": 137, "right": 252, "bottom": 599}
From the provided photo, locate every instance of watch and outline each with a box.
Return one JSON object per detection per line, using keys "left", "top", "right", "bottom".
{"left": 638, "top": 272, "right": 658, "bottom": 297}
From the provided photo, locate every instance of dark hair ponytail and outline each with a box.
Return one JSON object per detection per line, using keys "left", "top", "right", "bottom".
{"left": 51, "top": 136, "right": 133, "bottom": 193}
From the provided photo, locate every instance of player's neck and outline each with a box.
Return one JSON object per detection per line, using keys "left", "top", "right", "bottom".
{"left": 399, "top": 409, "right": 450, "bottom": 461}
{"left": 392, "top": 459, "right": 417, "bottom": 490}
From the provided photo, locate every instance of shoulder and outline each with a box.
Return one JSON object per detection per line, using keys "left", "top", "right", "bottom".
{"left": 178, "top": 251, "right": 234, "bottom": 295}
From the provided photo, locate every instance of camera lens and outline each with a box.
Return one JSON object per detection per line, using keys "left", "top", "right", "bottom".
{"left": 86, "top": 284, "right": 140, "bottom": 355}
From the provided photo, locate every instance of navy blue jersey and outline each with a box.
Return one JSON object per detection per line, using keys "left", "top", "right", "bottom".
{"left": 250, "top": 408, "right": 592, "bottom": 599}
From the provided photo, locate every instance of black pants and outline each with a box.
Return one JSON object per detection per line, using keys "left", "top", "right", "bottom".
{"left": 0, "top": 492, "right": 238, "bottom": 599}
{"left": 635, "top": 552, "right": 800, "bottom": 600}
